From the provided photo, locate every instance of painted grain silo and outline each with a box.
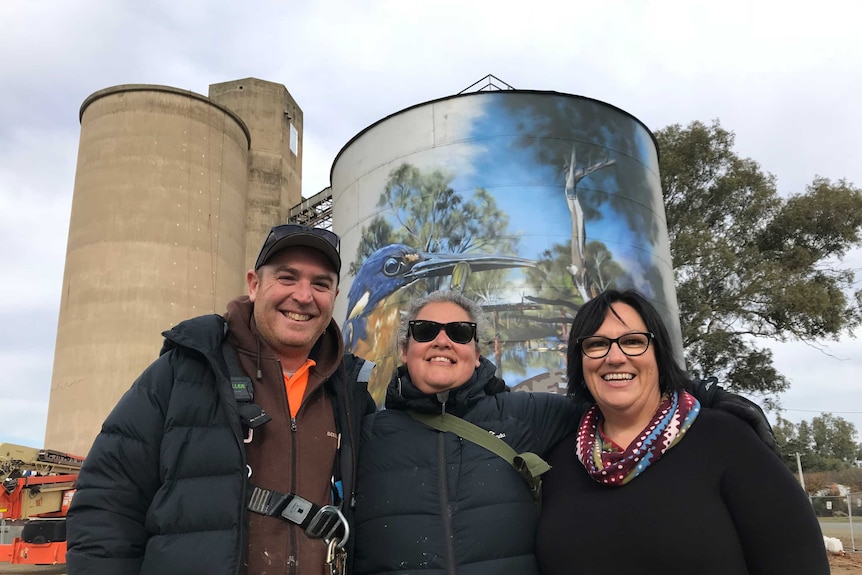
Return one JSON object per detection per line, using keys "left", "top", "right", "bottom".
{"left": 331, "top": 89, "right": 681, "bottom": 403}
{"left": 45, "top": 79, "right": 304, "bottom": 455}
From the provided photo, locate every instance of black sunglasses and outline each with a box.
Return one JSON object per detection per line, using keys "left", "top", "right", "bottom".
{"left": 267, "top": 224, "right": 340, "bottom": 249}
{"left": 408, "top": 320, "right": 477, "bottom": 344}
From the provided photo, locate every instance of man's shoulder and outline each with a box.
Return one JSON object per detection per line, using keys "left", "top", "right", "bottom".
{"left": 333, "top": 354, "right": 376, "bottom": 394}
{"left": 341, "top": 353, "right": 374, "bottom": 377}
{"left": 160, "top": 313, "right": 227, "bottom": 357}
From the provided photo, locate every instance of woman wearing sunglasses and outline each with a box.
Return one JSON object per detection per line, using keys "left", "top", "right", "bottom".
{"left": 536, "top": 289, "right": 828, "bottom": 574}
{"left": 350, "top": 290, "right": 581, "bottom": 575}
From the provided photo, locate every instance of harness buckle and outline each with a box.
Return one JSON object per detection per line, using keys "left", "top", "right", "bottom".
{"left": 246, "top": 486, "right": 348, "bottom": 546}
{"left": 279, "top": 494, "right": 315, "bottom": 525}
{"left": 238, "top": 404, "right": 271, "bottom": 444}
{"left": 306, "top": 505, "right": 349, "bottom": 543}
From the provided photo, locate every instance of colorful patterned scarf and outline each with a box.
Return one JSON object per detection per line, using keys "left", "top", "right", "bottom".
{"left": 576, "top": 390, "right": 700, "bottom": 486}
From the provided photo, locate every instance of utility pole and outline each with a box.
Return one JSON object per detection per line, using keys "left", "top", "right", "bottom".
{"left": 796, "top": 452, "right": 806, "bottom": 491}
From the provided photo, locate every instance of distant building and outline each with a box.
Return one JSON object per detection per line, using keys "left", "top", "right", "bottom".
{"left": 813, "top": 484, "right": 852, "bottom": 497}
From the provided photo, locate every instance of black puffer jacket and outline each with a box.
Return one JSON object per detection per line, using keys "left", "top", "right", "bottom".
{"left": 352, "top": 357, "right": 580, "bottom": 575}
{"left": 66, "top": 313, "right": 373, "bottom": 575}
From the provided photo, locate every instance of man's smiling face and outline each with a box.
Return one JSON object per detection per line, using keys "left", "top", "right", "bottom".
{"left": 247, "top": 246, "right": 338, "bottom": 367}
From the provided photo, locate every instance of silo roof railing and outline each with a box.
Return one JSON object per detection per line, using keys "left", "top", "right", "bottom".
{"left": 458, "top": 74, "right": 515, "bottom": 94}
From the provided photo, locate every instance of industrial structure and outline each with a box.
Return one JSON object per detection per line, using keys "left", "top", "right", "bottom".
{"left": 46, "top": 79, "right": 306, "bottom": 454}
{"left": 1, "top": 443, "right": 84, "bottom": 565}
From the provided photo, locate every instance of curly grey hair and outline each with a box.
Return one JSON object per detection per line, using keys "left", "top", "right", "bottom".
{"left": 395, "top": 290, "right": 493, "bottom": 354}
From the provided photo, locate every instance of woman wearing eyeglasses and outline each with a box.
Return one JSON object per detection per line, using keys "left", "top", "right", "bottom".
{"left": 536, "top": 289, "right": 828, "bottom": 574}
{"left": 351, "top": 290, "right": 581, "bottom": 575}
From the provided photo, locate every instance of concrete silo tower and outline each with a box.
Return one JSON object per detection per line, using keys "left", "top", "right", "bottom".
{"left": 209, "top": 78, "right": 304, "bottom": 267}
{"left": 45, "top": 79, "right": 304, "bottom": 455}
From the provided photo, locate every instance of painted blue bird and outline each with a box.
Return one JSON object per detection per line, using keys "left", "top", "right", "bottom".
{"left": 343, "top": 243, "right": 535, "bottom": 402}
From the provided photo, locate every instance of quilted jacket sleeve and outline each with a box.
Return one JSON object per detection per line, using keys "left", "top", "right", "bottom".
{"left": 65, "top": 353, "right": 174, "bottom": 575}
{"left": 510, "top": 391, "right": 583, "bottom": 457}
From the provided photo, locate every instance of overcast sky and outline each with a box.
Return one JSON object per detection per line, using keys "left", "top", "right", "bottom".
{"left": 1, "top": 0, "right": 860, "bottom": 448}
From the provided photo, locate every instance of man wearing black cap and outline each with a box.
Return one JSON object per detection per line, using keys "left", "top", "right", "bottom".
{"left": 67, "top": 224, "right": 376, "bottom": 575}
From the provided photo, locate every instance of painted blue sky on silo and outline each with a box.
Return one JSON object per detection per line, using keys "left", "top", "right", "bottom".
{"left": 441, "top": 92, "right": 664, "bottom": 292}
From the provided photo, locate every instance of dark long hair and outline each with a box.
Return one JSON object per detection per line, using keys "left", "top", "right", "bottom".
{"left": 566, "top": 289, "right": 689, "bottom": 402}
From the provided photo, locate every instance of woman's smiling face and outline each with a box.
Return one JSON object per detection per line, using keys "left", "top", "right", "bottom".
{"left": 402, "top": 302, "right": 481, "bottom": 394}
{"left": 582, "top": 302, "right": 661, "bottom": 422}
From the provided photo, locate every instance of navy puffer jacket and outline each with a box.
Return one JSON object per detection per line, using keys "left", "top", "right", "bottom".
{"left": 352, "top": 357, "right": 580, "bottom": 575}
{"left": 67, "top": 313, "right": 373, "bottom": 575}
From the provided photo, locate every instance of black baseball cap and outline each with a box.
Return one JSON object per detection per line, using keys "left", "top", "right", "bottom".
{"left": 254, "top": 224, "right": 341, "bottom": 277}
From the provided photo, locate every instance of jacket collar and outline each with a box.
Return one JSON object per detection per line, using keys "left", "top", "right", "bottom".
{"left": 160, "top": 314, "right": 226, "bottom": 358}
{"left": 385, "top": 356, "right": 499, "bottom": 416}
{"left": 223, "top": 295, "right": 345, "bottom": 383}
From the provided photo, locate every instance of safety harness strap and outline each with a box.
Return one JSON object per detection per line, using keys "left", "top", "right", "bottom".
{"left": 247, "top": 484, "right": 348, "bottom": 543}
{"left": 408, "top": 411, "right": 550, "bottom": 509}
{"left": 221, "top": 337, "right": 349, "bottom": 546}
{"left": 222, "top": 340, "right": 272, "bottom": 441}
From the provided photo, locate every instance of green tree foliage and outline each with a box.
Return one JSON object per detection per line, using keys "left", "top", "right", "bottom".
{"left": 657, "top": 120, "right": 862, "bottom": 404}
{"left": 774, "top": 413, "right": 860, "bottom": 472}
{"left": 525, "top": 243, "right": 578, "bottom": 304}
{"left": 585, "top": 241, "right": 625, "bottom": 293}
{"left": 349, "top": 163, "right": 519, "bottom": 292}
{"left": 348, "top": 218, "right": 396, "bottom": 276}
{"left": 379, "top": 164, "right": 514, "bottom": 255}
{"left": 522, "top": 240, "right": 628, "bottom": 313}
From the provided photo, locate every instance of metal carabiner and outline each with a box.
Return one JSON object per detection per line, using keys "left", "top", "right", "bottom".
{"left": 322, "top": 506, "right": 349, "bottom": 575}
{"left": 325, "top": 537, "right": 347, "bottom": 575}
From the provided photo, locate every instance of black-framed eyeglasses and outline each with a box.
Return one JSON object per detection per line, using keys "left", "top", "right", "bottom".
{"left": 408, "top": 320, "right": 477, "bottom": 345}
{"left": 576, "top": 332, "right": 655, "bottom": 359}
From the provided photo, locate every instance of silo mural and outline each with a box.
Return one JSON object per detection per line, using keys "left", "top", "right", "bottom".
{"left": 331, "top": 90, "right": 680, "bottom": 403}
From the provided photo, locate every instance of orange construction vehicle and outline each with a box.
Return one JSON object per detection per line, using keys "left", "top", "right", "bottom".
{"left": 0, "top": 442, "right": 84, "bottom": 565}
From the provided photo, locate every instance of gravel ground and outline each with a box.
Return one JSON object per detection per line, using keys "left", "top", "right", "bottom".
{"left": 1, "top": 522, "right": 860, "bottom": 574}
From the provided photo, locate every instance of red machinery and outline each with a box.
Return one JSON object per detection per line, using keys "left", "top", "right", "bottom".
{"left": 0, "top": 442, "right": 84, "bottom": 565}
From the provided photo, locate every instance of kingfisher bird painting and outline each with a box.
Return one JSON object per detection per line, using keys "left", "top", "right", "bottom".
{"left": 344, "top": 241, "right": 536, "bottom": 401}
{"left": 344, "top": 243, "right": 536, "bottom": 354}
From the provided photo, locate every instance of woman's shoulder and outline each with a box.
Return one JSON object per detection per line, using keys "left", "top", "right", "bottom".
{"left": 360, "top": 405, "right": 420, "bottom": 436}
{"left": 492, "top": 388, "right": 576, "bottom": 409}
{"left": 696, "top": 407, "right": 756, "bottom": 432}
{"left": 688, "top": 407, "right": 771, "bottom": 453}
